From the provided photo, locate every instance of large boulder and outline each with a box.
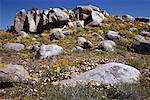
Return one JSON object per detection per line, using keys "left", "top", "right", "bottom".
{"left": 130, "top": 40, "right": 150, "bottom": 54}
{"left": 60, "top": 62, "right": 140, "bottom": 86}
{"left": 74, "top": 5, "right": 100, "bottom": 14}
{"left": 14, "top": 9, "right": 27, "bottom": 32}
{"left": 27, "top": 9, "right": 42, "bottom": 32}
{"left": 38, "top": 44, "right": 63, "bottom": 59}
{"left": 99, "top": 40, "right": 116, "bottom": 52}
{"left": 0, "top": 64, "right": 30, "bottom": 83}
{"left": 85, "top": 11, "right": 105, "bottom": 26}
{"left": 48, "top": 8, "right": 69, "bottom": 23}
{"left": 4, "top": 43, "right": 25, "bottom": 51}
{"left": 122, "top": 15, "right": 135, "bottom": 21}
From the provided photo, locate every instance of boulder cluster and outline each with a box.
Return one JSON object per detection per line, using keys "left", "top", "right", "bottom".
{"left": 12, "top": 5, "right": 106, "bottom": 33}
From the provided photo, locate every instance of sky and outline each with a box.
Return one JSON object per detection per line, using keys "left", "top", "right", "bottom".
{"left": 0, "top": 0, "right": 150, "bottom": 30}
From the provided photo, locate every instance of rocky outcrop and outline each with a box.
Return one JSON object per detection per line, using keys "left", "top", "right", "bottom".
{"left": 13, "top": 5, "right": 106, "bottom": 33}
{"left": 14, "top": 9, "right": 27, "bottom": 32}
{"left": 60, "top": 62, "right": 140, "bottom": 86}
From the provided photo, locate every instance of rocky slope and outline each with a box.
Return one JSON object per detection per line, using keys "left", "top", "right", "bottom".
{"left": 0, "top": 5, "right": 150, "bottom": 99}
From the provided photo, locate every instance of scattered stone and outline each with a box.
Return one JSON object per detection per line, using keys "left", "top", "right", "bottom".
{"left": 99, "top": 40, "right": 116, "bottom": 52}
{"left": 106, "top": 30, "right": 119, "bottom": 40}
{"left": 61, "top": 30, "right": 77, "bottom": 35}
{"left": 60, "top": 62, "right": 140, "bottom": 86}
{"left": 72, "top": 46, "right": 84, "bottom": 52}
{"left": 4, "top": 43, "right": 25, "bottom": 51}
{"left": 18, "top": 31, "right": 28, "bottom": 38}
{"left": 130, "top": 40, "right": 150, "bottom": 54}
{"left": 139, "top": 31, "right": 150, "bottom": 37}
{"left": 32, "top": 37, "right": 37, "bottom": 41}
{"left": 38, "top": 44, "right": 63, "bottom": 59}
{"left": 134, "top": 35, "right": 145, "bottom": 41}
{"left": 129, "top": 28, "right": 138, "bottom": 32}
{"left": 50, "top": 32, "right": 65, "bottom": 40}
{"left": 77, "top": 37, "right": 87, "bottom": 44}
{"left": 73, "top": 20, "right": 84, "bottom": 28}
{"left": 92, "top": 32, "right": 104, "bottom": 41}
{"left": 0, "top": 64, "right": 30, "bottom": 83}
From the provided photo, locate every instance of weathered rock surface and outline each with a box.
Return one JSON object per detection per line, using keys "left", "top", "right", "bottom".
{"left": 14, "top": 9, "right": 27, "bottom": 32}
{"left": 85, "top": 11, "right": 104, "bottom": 26}
{"left": 74, "top": 5, "right": 100, "bottom": 14}
{"left": 38, "top": 44, "right": 63, "bottom": 59}
{"left": 60, "top": 62, "right": 140, "bottom": 86}
{"left": 131, "top": 40, "right": 150, "bottom": 54}
{"left": 0, "top": 64, "right": 30, "bottom": 83}
{"left": 48, "top": 8, "right": 69, "bottom": 22}
{"left": 4, "top": 43, "right": 25, "bottom": 51}
{"left": 99, "top": 40, "right": 116, "bottom": 51}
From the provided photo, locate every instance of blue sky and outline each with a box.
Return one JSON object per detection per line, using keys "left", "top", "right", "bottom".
{"left": 0, "top": 0, "right": 150, "bottom": 30}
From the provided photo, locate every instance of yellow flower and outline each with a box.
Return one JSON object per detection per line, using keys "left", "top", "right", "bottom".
{"left": 54, "top": 64, "right": 60, "bottom": 73}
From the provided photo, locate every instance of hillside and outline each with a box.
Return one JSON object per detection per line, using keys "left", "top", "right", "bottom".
{"left": 0, "top": 5, "right": 150, "bottom": 99}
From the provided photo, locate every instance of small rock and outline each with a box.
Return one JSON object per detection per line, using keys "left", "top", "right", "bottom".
{"left": 72, "top": 46, "right": 84, "bottom": 52}
{"left": 77, "top": 37, "right": 87, "bottom": 44}
{"left": 99, "top": 40, "right": 116, "bottom": 52}
{"left": 92, "top": 32, "right": 104, "bottom": 41}
{"left": 134, "top": 35, "right": 145, "bottom": 41}
{"left": 32, "top": 37, "right": 37, "bottom": 41}
{"left": 18, "top": 31, "right": 28, "bottom": 38}
{"left": 129, "top": 28, "right": 138, "bottom": 32}
{"left": 61, "top": 30, "right": 77, "bottom": 35}
{"left": 50, "top": 32, "right": 65, "bottom": 40}
{"left": 106, "top": 30, "right": 119, "bottom": 40}
{"left": 139, "top": 31, "right": 150, "bottom": 37}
